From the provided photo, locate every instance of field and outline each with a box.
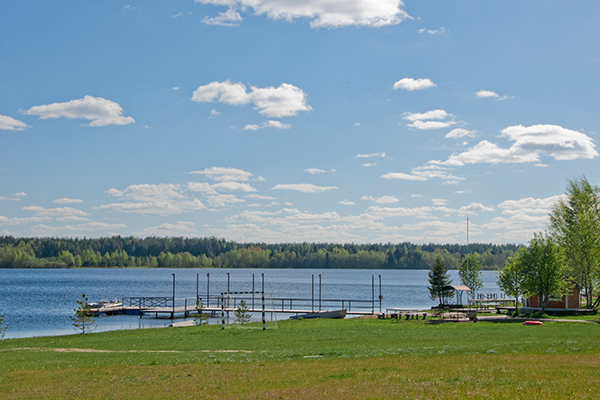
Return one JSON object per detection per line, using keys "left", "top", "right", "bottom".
{"left": 1, "top": 317, "right": 599, "bottom": 399}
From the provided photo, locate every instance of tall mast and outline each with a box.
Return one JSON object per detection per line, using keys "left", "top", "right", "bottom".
{"left": 466, "top": 217, "right": 469, "bottom": 269}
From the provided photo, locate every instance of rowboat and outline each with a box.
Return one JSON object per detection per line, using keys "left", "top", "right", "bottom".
{"left": 289, "top": 309, "right": 347, "bottom": 320}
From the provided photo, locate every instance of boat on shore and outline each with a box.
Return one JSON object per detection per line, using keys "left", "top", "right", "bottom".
{"left": 289, "top": 309, "right": 347, "bottom": 320}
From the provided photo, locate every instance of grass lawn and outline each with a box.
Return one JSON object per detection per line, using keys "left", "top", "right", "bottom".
{"left": 1, "top": 318, "right": 599, "bottom": 399}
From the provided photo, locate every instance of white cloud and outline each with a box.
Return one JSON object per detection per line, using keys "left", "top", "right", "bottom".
{"left": 339, "top": 199, "right": 355, "bottom": 205}
{"left": 243, "top": 120, "right": 291, "bottom": 130}
{"left": 22, "top": 206, "right": 90, "bottom": 221}
{"left": 135, "top": 221, "right": 197, "bottom": 237}
{"left": 189, "top": 167, "right": 254, "bottom": 181}
{"left": 246, "top": 194, "right": 276, "bottom": 200}
{"left": 407, "top": 120, "right": 456, "bottom": 130}
{"left": 362, "top": 163, "right": 376, "bottom": 167}
{"left": 0, "top": 215, "right": 46, "bottom": 226}
{"left": 173, "top": 12, "right": 183, "bottom": 18}
{"left": 272, "top": 183, "right": 338, "bottom": 193}
{"left": 206, "top": 194, "right": 245, "bottom": 207}
{"left": 498, "top": 195, "right": 564, "bottom": 215}
{"left": 393, "top": 78, "right": 436, "bottom": 91}
{"left": 365, "top": 205, "right": 433, "bottom": 219}
{"left": 101, "top": 183, "right": 208, "bottom": 215}
{"left": 438, "top": 124, "right": 598, "bottom": 166}
{"left": 355, "top": 152, "right": 385, "bottom": 158}
{"left": 403, "top": 109, "right": 450, "bottom": 121}
{"left": 53, "top": 198, "right": 84, "bottom": 204}
{"left": 196, "top": 0, "right": 411, "bottom": 28}
{"left": 209, "top": 109, "right": 220, "bottom": 119}
{"left": 403, "top": 109, "right": 455, "bottom": 130}
{"left": 23, "top": 95, "right": 135, "bottom": 127}
{"left": 203, "top": 8, "right": 242, "bottom": 26}
{"left": 306, "top": 168, "right": 326, "bottom": 174}
{"left": 431, "top": 198, "right": 447, "bottom": 206}
{"left": 192, "top": 81, "right": 311, "bottom": 118}
{"left": 446, "top": 128, "right": 476, "bottom": 139}
{"left": 211, "top": 182, "right": 257, "bottom": 192}
{"left": 417, "top": 27, "right": 446, "bottom": 35}
{"left": 15, "top": 192, "right": 26, "bottom": 197}
{"left": 475, "top": 90, "right": 499, "bottom": 98}
{"left": 361, "top": 195, "right": 399, "bottom": 204}
{"left": 381, "top": 164, "right": 463, "bottom": 182}
{"left": 0, "top": 114, "right": 29, "bottom": 131}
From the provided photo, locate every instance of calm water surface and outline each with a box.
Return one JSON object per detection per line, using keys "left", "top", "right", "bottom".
{"left": 0, "top": 268, "right": 502, "bottom": 339}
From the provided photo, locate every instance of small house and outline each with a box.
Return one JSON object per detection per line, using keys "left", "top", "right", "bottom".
{"left": 522, "top": 282, "right": 582, "bottom": 310}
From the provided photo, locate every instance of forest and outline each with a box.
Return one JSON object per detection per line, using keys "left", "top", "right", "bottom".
{"left": 0, "top": 236, "right": 519, "bottom": 270}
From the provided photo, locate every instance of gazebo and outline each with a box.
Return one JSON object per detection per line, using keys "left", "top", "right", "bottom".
{"left": 442, "top": 285, "right": 471, "bottom": 306}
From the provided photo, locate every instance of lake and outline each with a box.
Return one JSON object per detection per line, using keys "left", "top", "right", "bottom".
{"left": 0, "top": 268, "right": 502, "bottom": 339}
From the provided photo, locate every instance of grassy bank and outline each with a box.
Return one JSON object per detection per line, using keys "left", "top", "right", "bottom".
{"left": 1, "top": 318, "right": 599, "bottom": 399}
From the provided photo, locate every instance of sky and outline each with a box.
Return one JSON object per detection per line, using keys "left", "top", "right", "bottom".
{"left": 1, "top": 1, "right": 599, "bottom": 245}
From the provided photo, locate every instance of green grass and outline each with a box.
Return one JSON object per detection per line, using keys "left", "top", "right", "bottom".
{"left": 1, "top": 318, "right": 599, "bottom": 399}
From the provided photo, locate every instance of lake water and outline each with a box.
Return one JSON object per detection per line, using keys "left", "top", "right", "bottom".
{"left": 0, "top": 268, "right": 502, "bottom": 339}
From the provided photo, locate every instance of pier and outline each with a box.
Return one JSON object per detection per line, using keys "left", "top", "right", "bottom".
{"left": 91, "top": 272, "right": 384, "bottom": 320}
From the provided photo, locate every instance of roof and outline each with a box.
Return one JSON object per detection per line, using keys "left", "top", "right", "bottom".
{"left": 443, "top": 285, "right": 471, "bottom": 291}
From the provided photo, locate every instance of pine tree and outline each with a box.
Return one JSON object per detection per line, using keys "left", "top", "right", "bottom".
{"left": 70, "top": 294, "right": 97, "bottom": 334}
{"left": 194, "top": 300, "right": 209, "bottom": 326}
{"left": 428, "top": 257, "right": 453, "bottom": 305}
{"left": 234, "top": 300, "right": 252, "bottom": 325}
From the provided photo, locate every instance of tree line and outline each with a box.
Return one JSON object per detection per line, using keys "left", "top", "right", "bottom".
{"left": 0, "top": 236, "right": 519, "bottom": 270}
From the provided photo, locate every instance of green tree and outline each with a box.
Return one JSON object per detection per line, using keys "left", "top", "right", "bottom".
{"left": 70, "top": 294, "right": 97, "bottom": 334}
{"left": 459, "top": 254, "right": 482, "bottom": 299}
{"left": 549, "top": 175, "right": 600, "bottom": 308}
{"left": 234, "top": 300, "right": 251, "bottom": 325}
{"left": 520, "top": 233, "right": 569, "bottom": 313}
{"left": 428, "top": 257, "right": 453, "bottom": 305}
{"left": 497, "top": 250, "right": 526, "bottom": 313}
{"left": 194, "top": 300, "right": 209, "bottom": 326}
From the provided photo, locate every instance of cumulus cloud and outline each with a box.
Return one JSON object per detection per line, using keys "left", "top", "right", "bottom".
{"left": 211, "top": 182, "right": 257, "bottom": 192}
{"left": 135, "top": 221, "right": 198, "bottom": 237}
{"left": 403, "top": 109, "right": 456, "bottom": 130}
{"left": 202, "top": 8, "right": 242, "bottom": 26}
{"left": 446, "top": 128, "right": 476, "bottom": 139}
{"left": 475, "top": 90, "right": 499, "bottom": 98}
{"left": 355, "top": 152, "right": 385, "bottom": 158}
{"left": 271, "top": 183, "right": 338, "bottom": 193}
{"left": 0, "top": 114, "right": 29, "bottom": 131}
{"left": 195, "top": 0, "right": 411, "bottom": 28}
{"left": 361, "top": 195, "right": 399, "bottom": 204}
{"left": 192, "top": 81, "right": 311, "bottom": 118}
{"left": 339, "top": 199, "right": 355, "bottom": 205}
{"left": 393, "top": 78, "right": 436, "bottom": 91}
{"left": 417, "top": 27, "right": 446, "bottom": 35}
{"left": 22, "top": 206, "right": 90, "bottom": 221}
{"left": 381, "top": 164, "right": 463, "bottom": 183}
{"left": 498, "top": 195, "right": 564, "bottom": 215}
{"left": 102, "top": 183, "right": 207, "bottom": 215}
{"left": 243, "top": 120, "right": 291, "bottom": 130}
{"left": 407, "top": 120, "right": 456, "bottom": 130}
{"left": 306, "top": 168, "right": 326, "bottom": 174}
{"left": 437, "top": 124, "right": 598, "bottom": 166}
{"left": 246, "top": 194, "right": 276, "bottom": 200}
{"left": 53, "top": 198, "right": 84, "bottom": 204}
{"left": 189, "top": 167, "right": 254, "bottom": 181}
{"left": 23, "top": 95, "right": 135, "bottom": 127}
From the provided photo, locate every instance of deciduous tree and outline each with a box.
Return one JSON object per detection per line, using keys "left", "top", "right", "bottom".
{"left": 549, "top": 175, "right": 600, "bottom": 308}
{"left": 520, "top": 233, "right": 569, "bottom": 313}
{"left": 459, "top": 254, "right": 482, "bottom": 299}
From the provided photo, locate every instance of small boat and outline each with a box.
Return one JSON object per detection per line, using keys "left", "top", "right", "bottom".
{"left": 290, "top": 309, "right": 347, "bottom": 320}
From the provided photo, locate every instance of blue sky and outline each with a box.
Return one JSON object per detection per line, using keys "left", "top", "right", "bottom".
{"left": 1, "top": 1, "right": 599, "bottom": 244}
